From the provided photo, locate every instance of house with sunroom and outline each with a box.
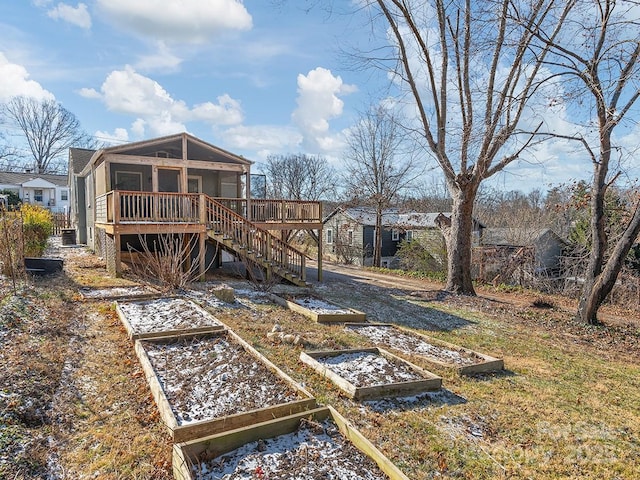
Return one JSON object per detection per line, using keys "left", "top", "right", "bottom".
{"left": 68, "top": 133, "right": 323, "bottom": 285}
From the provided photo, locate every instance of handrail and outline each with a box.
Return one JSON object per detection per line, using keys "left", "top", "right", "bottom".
{"left": 204, "top": 196, "right": 306, "bottom": 281}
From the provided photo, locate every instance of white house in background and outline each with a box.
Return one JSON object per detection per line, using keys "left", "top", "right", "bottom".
{"left": 0, "top": 171, "right": 70, "bottom": 213}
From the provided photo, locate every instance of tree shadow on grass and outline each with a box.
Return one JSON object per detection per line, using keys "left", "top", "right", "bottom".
{"left": 314, "top": 279, "right": 474, "bottom": 332}
{"left": 360, "top": 388, "right": 467, "bottom": 414}
{"left": 464, "top": 368, "right": 517, "bottom": 382}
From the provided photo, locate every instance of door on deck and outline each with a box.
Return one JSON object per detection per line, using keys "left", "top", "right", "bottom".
{"left": 158, "top": 168, "right": 182, "bottom": 220}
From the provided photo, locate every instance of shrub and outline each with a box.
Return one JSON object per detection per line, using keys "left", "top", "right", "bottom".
{"left": 396, "top": 239, "right": 446, "bottom": 277}
{"left": 21, "top": 204, "right": 53, "bottom": 257}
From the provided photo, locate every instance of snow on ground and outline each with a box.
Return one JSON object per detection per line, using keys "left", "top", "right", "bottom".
{"left": 192, "top": 418, "right": 389, "bottom": 480}
{"left": 117, "top": 297, "right": 222, "bottom": 335}
{"left": 141, "top": 335, "right": 300, "bottom": 425}
{"left": 316, "top": 351, "right": 425, "bottom": 387}
{"left": 347, "top": 325, "right": 482, "bottom": 366}
{"left": 79, "top": 286, "right": 156, "bottom": 300}
{"left": 293, "top": 296, "right": 352, "bottom": 314}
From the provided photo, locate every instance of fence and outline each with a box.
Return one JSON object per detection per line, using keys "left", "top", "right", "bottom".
{"left": 52, "top": 212, "right": 71, "bottom": 235}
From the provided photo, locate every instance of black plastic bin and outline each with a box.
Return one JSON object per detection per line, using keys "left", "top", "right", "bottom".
{"left": 24, "top": 257, "right": 64, "bottom": 275}
{"left": 61, "top": 228, "right": 76, "bottom": 245}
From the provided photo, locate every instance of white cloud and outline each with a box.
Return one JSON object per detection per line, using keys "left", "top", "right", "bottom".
{"left": 82, "top": 66, "right": 243, "bottom": 138}
{"left": 96, "top": 0, "right": 252, "bottom": 43}
{"left": 0, "top": 52, "right": 54, "bottom": 102}
{"left": 77, "top": 87, "right": 101, "bottom": 99}
{"left": 131, "top": 118, "right": 146, "bottom": 138}
{"left": 223, "top": 124, "right": 303, "bottom": 153}
{"left": 95, "top": 127, "right": 129, "bottom": 146}
{"left": 192, "top": 95, "right": 243, "bottom": 125}
{"left": 47, "top": 3, "right": 92, "bottom": 29}
{"left": 135, "top": 43, "right": 183, "bottom": 73}
{"left": 291, "top": 67, "right": 356, "bottom": 153}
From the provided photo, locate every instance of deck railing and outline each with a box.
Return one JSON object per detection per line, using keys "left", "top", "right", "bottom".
{"left": 205, "top": 197, "right": 306, "bottom": 281}
{"left": 96, "top": 191, "right": 201, "bottom": 223}
{"left": 215, "top": 198, "right": 322, "bottom": 224}
{"left": 96, "top": 192, "right": 321, "bottom": 225}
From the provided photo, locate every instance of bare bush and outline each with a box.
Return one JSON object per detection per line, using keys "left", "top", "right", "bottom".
{"left": 0, "top": 207, "right": 26, "bottom": 292}
{"left": 126, "top": 233, "right": 215, "bottom": 292}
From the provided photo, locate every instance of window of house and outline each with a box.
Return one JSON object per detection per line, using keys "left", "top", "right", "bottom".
{"left": 348, "top": 230, "right": 354, "bottom": 246}
{"left": 326, "top": 228, "right": 333, "bottom": 244}
{"left": 187, "top": 176, "right": 202, "bottom": 193}
{"left": 34, "top": 189, "right": 43, "bottom": 202}
{"left": 391, "top": 229, "right": 399, "bottom": 241}
{"left": 115, "top": 171, "right": 143, "bottom": 191}
{"left": 406, "top": 230, "right": 413, "bottom": 242}
{"left": 60, "top": 190, "right": 68, "bottom": 201}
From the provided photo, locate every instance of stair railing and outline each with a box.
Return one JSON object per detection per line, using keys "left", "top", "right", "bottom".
{"left": 204, "top": 196, "right": 306, "bottom": 281}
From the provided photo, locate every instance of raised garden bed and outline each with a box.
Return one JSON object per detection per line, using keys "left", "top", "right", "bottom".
{"left": 24, "top": 257, "right": 63, "bottom": 275}
{"left": 135, "top": 330, "right": 316, "bottom": 443}
{"left": 345, "top": 323, "right": 504, "bottom": 375}
{"left": 270, "top": 293, "right": 367, "bottom": 323}
{"left": 300, "top": 347, "right": 441, "bottom": 400}
{"left": 79, "top": 285, "right": 159, "bottom": 301}
{"left": 173, "top": 405, "right": 409, "bottom": 480}
{"left": 116, "top": 297, "right": 225, "bottom": 340}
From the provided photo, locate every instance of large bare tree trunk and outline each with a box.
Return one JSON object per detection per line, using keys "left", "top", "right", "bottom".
{"left": 445, "top": 182, "right": 478, "bottom": 294}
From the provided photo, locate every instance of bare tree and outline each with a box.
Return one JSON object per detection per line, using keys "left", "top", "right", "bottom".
{"left": 343, "top": 105, "right": 418, "bottom": 267}
{"left": 261, "top": 153, "right": 338, "bottom": 201}
{"left": 530, "top": 0, "right": 640, "bottom": 324}
{"left": 2, "top": 96, "right": 94, "bottom": 174}
{"left": 355, "top": 0, "right": 574, "bottom": 293}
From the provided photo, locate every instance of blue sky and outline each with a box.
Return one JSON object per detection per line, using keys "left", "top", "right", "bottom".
{"left": 0, "top": 2, "right": 370, "bottom": 163}
{"left": 0, "top": 1, "right": 636, "bottom": 193}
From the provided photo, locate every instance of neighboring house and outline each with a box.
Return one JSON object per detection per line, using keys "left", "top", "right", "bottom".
{"left": 0, "top": 171, "right": 70, "bottom": 213}
{"left": 474, "top": 227, "right": 567, "bottom": 284}
{"left": 322, "top": 206, "right": 484, "bottom": 267}
{"left": 69, "top": 133, "right": 322, "bottom": 285}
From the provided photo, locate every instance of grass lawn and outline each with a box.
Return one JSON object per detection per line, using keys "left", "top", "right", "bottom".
{"left": 1, "top": 244, "right": 638, "bottom": 479}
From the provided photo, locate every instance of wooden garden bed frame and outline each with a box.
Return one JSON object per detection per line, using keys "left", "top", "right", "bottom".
{"left": 134, "top": 330, "right": 317, "bottom": 443}
{"left": 78, "top": 286, "right": 161, "bottom": 302}
{"left": 300, "top": 347, "right": 442, "bottom": 400}
{"left": 345, "top": 323, "right": 504, "bottom": 375}
{"left": 115, "top": 297, "right": 225, "bottom": 340}
{"left": 172, "top": 405, "right": 410, "bottom": 480}
{"left": 269, "top": 293, "right": 367, "bottom": 323}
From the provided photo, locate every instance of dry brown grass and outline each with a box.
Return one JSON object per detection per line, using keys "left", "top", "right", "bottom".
{"left": 0, "top": 245, "right": 172, "bottom": 480}
{"left": 211, "top": 281, "right": 640, "bottom": 480}
{"left": 2, "top": 240, "right": 639, "bottom": 479}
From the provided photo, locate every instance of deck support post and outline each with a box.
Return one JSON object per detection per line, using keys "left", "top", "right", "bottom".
{"left": 317, "top": 226, "right": 323, "bottom": 282}
{"left": 114, "top": 232, "right": 122, "bottom": 277}
{"left": 199, "top": 232, "right": 206, "bottom": 281}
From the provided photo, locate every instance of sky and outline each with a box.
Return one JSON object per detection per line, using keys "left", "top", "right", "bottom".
{"left": 0, "top": 1, "right": 637, "bottom": 194}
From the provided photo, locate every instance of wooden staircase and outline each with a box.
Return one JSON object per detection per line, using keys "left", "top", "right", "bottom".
{"left": 203, "top": 196, "right": 309, "bottom": 287}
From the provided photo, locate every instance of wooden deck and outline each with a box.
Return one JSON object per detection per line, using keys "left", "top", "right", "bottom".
{"left": 95, "top": 191, "right": 322, "bottom": 229}
{"left": 94, "top": 191, "right": 323, "bottom": 285}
